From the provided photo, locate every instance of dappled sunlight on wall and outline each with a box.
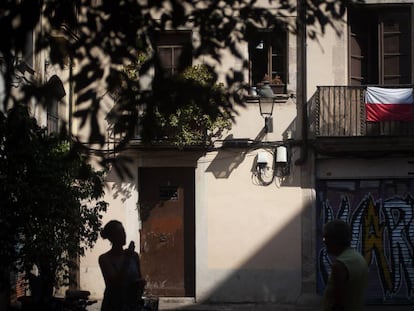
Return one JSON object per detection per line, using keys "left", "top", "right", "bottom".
{"left": 80, "top": 161, "right": 139, "bottom": 298}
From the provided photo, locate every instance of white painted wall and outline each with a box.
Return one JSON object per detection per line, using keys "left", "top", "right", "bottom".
{"left": 80, "top": 158, "right": 140, "bottom": 299}
{"left": 80, "top": 94, "right": 306, "bottom": 303}
{"left": 306, "top": 18, "right": 348, "bottom": 98}
{"left": 9, "top": 0, "right": 414, "bottom": 305}
{"left": 79, "top": 0, "right": 306, "bottom": 301}
{"left": 195, "top": 150, "right": 304, "bottom": 302}
{"left": 193, "top": 100, "right": 305, "bottom": 303}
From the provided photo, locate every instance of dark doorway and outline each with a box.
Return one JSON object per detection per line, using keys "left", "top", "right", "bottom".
{"left": 138, "top": 167, "right": 195, "bottom": 297}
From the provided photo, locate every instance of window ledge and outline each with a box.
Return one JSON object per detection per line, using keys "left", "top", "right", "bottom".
{"left": 244, "top": 94, "right": 291, "bottom": 103}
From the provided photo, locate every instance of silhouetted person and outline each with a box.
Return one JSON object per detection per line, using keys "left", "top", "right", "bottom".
{"left": 323, "top": 220, "right": 368, "bottom": 311}
{"left": 99, "top": 220, "right": 146, "bottom": 311}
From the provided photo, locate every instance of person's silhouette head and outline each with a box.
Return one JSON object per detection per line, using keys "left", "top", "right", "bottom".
{"left": 101, "top": 220, "right": 126, "bottom": 247}
{"left": 323, "top": 220, "right": 351, "bottom": 256}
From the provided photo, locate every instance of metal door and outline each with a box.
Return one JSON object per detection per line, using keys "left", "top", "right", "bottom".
{"left": 138, "top": 167, "right": 195, "bottom": 297}
{"left": 316, "top": 179, "right": 414, "bottom": 303}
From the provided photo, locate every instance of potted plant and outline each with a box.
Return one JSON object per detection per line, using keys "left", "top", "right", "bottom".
{"left": 261, "top": 74, "right": 286, "bottom": 94}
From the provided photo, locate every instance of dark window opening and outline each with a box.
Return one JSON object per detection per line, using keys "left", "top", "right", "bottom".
{"left": 47, "top": 99, "right": 59, "bottom": 134}
{"left": 349, "top": 6, "right": 411, "bottom": 85}
{"left": 248, "top": 28, "right": 287, "bottom": 89}
{"left": 155, "top": 31, "right": 192, "bottom": 77}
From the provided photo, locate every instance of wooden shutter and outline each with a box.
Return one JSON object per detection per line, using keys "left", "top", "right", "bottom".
{"left": 349, "top": 9, "right": 367, "bottom": 85}
{"left": 349, "top": 6, "right": 411, "bottom": 85}
{"left": 380, "top": 9, "right": 411, "bottom": 85}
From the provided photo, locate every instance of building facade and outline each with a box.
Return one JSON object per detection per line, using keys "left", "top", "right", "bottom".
{"left": 3, "top": 0, "right": 413, "bottom": 307}
{"left": 80, "top": 0, "right": 414, "bottom": 306}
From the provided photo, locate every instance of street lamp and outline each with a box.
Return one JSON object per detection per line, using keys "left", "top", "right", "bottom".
{"left": 258, "top": 82, "right": 275, "bottom": 133}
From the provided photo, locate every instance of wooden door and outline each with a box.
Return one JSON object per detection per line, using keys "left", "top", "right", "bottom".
{"left": 138, "top": 167, "right": 195, "bottom": 297}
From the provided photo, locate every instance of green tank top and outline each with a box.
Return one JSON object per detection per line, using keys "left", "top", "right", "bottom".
{"left": 323, "top": 248, "right": 368, "bottom": 311}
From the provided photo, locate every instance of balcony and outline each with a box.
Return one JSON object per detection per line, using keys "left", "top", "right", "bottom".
{"left": 309, "top": 86, "right": 414, "bottom": 155}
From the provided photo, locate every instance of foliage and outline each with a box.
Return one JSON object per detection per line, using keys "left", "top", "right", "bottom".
{"left": 161, "top": 65, "right": 232, "bottom": 146}
{"left": 0, "top": 0, "right": 355, "bottom": 162}
{"left": 0, "top": 0, "right": 356, "bottom": 304}
{"left": 0, "top": 106, "right": 108, "bottom": 296}
{"left": 121, "top": 61, "right": 232, "bottom": 146}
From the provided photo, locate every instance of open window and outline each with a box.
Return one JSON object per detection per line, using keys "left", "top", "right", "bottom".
{"left": 248, "top": 27, "right": 287, "bottom": 93}
{"left": 349, "top": 6, "right": 412, "bottom": 85}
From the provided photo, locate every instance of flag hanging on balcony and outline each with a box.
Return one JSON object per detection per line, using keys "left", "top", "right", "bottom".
{"left": 365, "top": 86, "right": 414, "bottom": 122}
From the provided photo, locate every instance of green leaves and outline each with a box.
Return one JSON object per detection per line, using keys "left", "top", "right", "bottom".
{"left": 0, "top": 106, "right": 108, "bottom": 290}
{"left": 0, "top": 0, "right": 355, "bottom": 163}
{"left": 152, "top": 64, "right": 233, "bottom": 147}
{"left": 112, "top": 55, "right": 232, "bottom": 147}
{"left": 2, "top": 0, "right": 350, "bottom": 129}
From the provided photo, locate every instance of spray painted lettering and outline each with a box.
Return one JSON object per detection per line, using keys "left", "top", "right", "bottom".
{"left": 317, "top": 180, "right": 414, "bottom": 303}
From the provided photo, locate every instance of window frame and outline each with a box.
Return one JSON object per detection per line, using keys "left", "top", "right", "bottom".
{"left": 248, "top": 28, "right": 288, "bottom": 90}
{"left": 155, "top": 31, "right": 192, "bottom": 77}
{"left": 348, "top": 4, "right": 413, "bottom": 86}
{"left": 47, "top": 98, "right": 59, "bottom": 134}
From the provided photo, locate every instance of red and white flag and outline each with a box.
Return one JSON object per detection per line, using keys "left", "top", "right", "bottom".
{"left": 365, "top": 87, "right": 414, "bottom": 122}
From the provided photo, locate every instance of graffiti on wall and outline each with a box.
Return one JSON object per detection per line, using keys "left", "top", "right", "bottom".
{"left": 317, "top": 180, "right": 414, "bottom": 303}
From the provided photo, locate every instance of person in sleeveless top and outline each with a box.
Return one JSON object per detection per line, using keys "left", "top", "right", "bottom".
{"left": 99, "top": 220, "right": 146, "bottom": 311}
{"left": 323, "top": 220, "right": 368, "bottom": 311}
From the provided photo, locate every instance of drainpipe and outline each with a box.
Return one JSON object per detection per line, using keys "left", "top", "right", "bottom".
{"left": 68, "top": 57, "right": 73, "bottom": 139}
{"left": 295, "top": 0, "right": 308, "bottom": 166}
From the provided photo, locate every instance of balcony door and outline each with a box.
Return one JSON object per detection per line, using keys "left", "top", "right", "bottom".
{"left": 349, "top": 6, "right": 411, "bottom": 85}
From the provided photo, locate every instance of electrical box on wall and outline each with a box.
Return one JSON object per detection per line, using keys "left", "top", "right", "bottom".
{"left": 257, "top": 151, "right": 269, "bottom": 165}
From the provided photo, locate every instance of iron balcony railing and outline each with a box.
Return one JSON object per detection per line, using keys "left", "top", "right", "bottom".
{"left": 310, "top": 86, "right": 414, "bottom": 138}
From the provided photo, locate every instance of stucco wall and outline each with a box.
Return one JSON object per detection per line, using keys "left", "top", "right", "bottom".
{"left": 78, "top": 0, "right": 307, "bottom": 302}
{"left": 80, "top": 158, "right": 140, "bottom": 299}
{"left": 306, "top": 18, "right": 348, "bottom": 98}
{"left": 196, "top": 148, "right": 304, "bottom": 302}
{"left": 79, "top": 96, "right": 308, "bottom": 303}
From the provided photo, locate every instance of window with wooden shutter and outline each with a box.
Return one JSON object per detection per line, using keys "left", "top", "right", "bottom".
{"left": 349, "top": 6, "right": 411, "bottom": 86}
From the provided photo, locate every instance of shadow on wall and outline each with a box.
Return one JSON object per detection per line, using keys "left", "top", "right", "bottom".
{"left": 99, "top": 94, "right": 321, "bottom": 305}
{"left": 105, "top": 162, "right": 135, "bottom": 203}
{"left": 206, "top": 139, "right": 305, "bottom": 189}
{"left": 207, "top": 91, "right": 317, "bottom": 188}
{"left": 305, "top": 92, "right": 318, "bottom": 140}
{"left": 206, "top": 122, "right": 287, "bottom": 180}
{"left": 193, "top": 198, "right": 316, "bottom": 305}
{"left": 205, "top": 134, "right": 249, "bottom": 179}
{"left": 183, "top": 93, "right": 320, "bottom": 305}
